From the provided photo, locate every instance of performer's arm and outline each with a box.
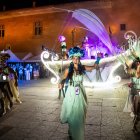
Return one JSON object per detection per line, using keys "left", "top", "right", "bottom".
{"left": 58, "top": 68, "right": 69, "bottom": 89}
{"left": 136, "top": 65, "right": 140, "bottom": 78}
{"left": 84, "top": 65, "right": 95, "bottom": 72}
{"left": 84, "top": 57, "right": 101, "bottom": 72}
{"left": 130, "top": 48, "right": 139, "bottom": 60}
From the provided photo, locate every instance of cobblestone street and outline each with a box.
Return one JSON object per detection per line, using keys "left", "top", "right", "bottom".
{"left": 0, "top": 79, "right": 140, "bottom": 140}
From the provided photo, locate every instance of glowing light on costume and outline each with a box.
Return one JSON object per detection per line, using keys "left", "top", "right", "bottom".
{"left": 83, "top": 62, "right": 122, "bottom": 88}
{"left": 51, "top": 54, "right": 59, "bottom": 61}
{"left": 43, "top": 51, "right": 50, "bottom": 59}
{"left": 108, "top": 62, "right": 122, "bottom": 83}
{"left": 124, "top": 31, "right": 137, "bottom": 41}
{"left": 41, "top": 51, "right": 60, "bottom": 84}
{"left": 118, "top": 31, "right": 140, "bottom": 68}
{"left": 41, "top": 49, "right": 122, "bottom": 87}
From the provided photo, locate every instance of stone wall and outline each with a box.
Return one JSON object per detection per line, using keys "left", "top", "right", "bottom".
{"left": 0, "top": 0, "right": 139, "bottom": 55}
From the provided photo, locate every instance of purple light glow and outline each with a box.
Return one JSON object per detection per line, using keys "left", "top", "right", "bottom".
{"left": 85, "top": 43, "right": 90, "bottom": 47}
{"left": 82, "top": 35, "right": 111, "bottom": 59}
{"left": 58, "top": 35, "right": 66, "bottom": 42}
{"left": 72, "top": 9, "right": 113, "bottom": 53}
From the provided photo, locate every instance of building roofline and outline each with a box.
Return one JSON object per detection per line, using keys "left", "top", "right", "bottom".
{"left": 0, "top": 0, "right": 112, "bottom": 19}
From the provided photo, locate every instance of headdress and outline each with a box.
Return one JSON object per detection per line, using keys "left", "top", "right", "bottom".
{"left": 68, "top": 46, "right": 85, "bottom": 58}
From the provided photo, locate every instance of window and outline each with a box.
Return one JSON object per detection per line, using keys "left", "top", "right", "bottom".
{"left": 120, "top": 24, "right": 126, "bottom": 31}
{"left": 34, "top": 21, "right": 42, "bottom": 36}
{"left": 0, "top": 25, "right": 5, "bottom": 38}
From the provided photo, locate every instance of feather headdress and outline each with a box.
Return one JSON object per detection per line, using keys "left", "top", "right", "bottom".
{"left": 68, "top": 46, "right": 85, "bottom": 58}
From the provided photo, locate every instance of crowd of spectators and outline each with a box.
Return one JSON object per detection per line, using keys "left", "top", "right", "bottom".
{"left": 7, "top": 62, "right": 48, "bottom": 80}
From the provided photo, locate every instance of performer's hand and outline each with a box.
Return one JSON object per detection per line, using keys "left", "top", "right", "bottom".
{"left": 136, "top": 64, "right": 140, "bottom": 78}
{"left": 58, "top": 84, "right": 63, "bottom": 89}
{"left": 128, "top": 83, "right": 133, "bottom": 88}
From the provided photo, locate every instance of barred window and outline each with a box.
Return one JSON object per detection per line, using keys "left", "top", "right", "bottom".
{"left": 0, "top": 25, "right": 5, "bottom": 38}
{"left": 34, "top": 21, "right": 42, "bottom": 36}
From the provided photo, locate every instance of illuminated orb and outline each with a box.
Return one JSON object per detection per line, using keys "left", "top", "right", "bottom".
{"left": 3, "top": 75, "right": 7, "bottom": 80}
{"left": 58, "top": 35, "right": 66, "bottom": 42}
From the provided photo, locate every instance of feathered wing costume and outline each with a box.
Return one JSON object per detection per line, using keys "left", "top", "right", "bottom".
{"left": 116, "top": 31, "right": 140, "bottom": 132}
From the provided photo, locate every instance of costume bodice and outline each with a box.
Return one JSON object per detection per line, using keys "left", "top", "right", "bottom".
{"left": 68, "top": 73, "right": 83, "bottom": 86}
{"left": 72, "top": 73, "right": 83, "bottom": 82}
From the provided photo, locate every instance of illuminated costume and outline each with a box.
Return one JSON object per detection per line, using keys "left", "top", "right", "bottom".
{"left": 0, "top": 53, "right": 13, "bottom": 115}
{"left": 118, "top": 35, "right": 140, "bottom": 132}
{"left": 0, "top": 52, "right": 22, "bottom": 116}
{"left": 60, "top": 47, "right": 88, "bottom": 140}
{"left": 8, "top": 69, "right": 22, "bottom": 104}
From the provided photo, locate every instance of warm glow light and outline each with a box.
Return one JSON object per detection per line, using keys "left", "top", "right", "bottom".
{"left": 110, "top": 24, "right": 118, "bottom": 34}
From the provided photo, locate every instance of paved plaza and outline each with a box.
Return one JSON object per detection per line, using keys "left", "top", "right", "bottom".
{"left": 0, "top": 79, "right": 140, "bottom": 140}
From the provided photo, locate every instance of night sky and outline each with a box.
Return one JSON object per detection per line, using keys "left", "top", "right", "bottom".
{"left": 0, "top": 0, "right": 95, "bottom": 11}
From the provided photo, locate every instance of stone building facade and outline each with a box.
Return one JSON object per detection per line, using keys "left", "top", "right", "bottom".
{"left": 0, "top": 0, "right": 139, "bottom": 55}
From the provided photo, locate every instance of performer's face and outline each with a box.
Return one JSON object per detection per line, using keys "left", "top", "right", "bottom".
{"left": 72, "top": 56, "right": 80, "bottom": 65}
